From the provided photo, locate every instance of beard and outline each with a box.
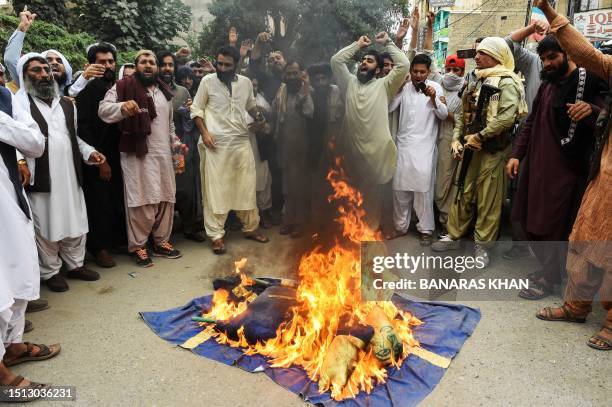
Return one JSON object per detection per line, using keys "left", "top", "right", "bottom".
{"left": 102, "top": 68, "right": 116, "bottom": 83}
{"left": 284, "top": 78, "right": 302, "bottom": 93}
{"left": 269, "top": 64, "right": 284, "bottom": 77}
{"left": 160, "top": 72, "right": 173, "bottom": 85}
{"left": 52, "top": 70, "right": 67, "bottom": 86}
{"left": 135, "top": 70, "right": 158, "bottom": 87}
{"left": 357, "top": 68, "right": 376, "bottom": 84}
{"left": 540, "top": 56, "right": 570, "bottom": 82}
{"left": 24, "top": 75, "right": 58, "bottom": 100}
{"left": 216, "top": 69, "right": 236, "bottom": 85}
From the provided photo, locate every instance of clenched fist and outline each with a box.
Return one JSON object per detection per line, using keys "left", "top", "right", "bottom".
{"left": 121, "top": 100, "right": 140, "bottom": 117}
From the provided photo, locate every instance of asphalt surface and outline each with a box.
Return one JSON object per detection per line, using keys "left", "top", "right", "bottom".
{"left": 17, "top": 228, "right": 610, "bottom": 407}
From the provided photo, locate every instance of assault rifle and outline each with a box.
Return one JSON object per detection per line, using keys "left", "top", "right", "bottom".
{"left": 455, "top": 83, "right": 501, "bottom": 201}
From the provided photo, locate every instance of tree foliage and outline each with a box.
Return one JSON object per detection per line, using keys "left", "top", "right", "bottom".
{"left": 11, "top": 1, "right": 70, "bottom": 27}
{"left": 0, "top": 13, "right": 94, "bottom": 74}
{"left": 75, "top": 0, "right": 192, "bottom": 51}
{"left": 197, "top": 0, "right": 409, "bottom": 63}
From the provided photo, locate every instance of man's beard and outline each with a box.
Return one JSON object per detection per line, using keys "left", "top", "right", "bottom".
{"left": 52, "top": 70, "right": 67, "bottom": 86}
{"left": 24, "top": 75, "right": 58, "bottom": 100}
{"left": 284, "top": 78, "right": 302, "bottom": 93}
{"left": 160, "top": 72, "right": 173, "bottom": 85}
{"left": 269, "top": 64, "right": 283, "bottom": 77}
{"left": 135, "top": 71, "right": 158, "bottom": 87}
{"left": 540, "top": 56, "right": 570, "bottom": 82}
{"left": 216, "top": 69, "right": 236, "bottom": 85}
{"left": 357, "top": 68, "right": 376, "bottom": 84}
{"left": 102, "top": 68, "right": 116, "bottom": 83}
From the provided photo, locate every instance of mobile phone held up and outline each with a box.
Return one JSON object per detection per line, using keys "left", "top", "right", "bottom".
{"left": 457, "top": 49, "right": 477, "bottom": 59}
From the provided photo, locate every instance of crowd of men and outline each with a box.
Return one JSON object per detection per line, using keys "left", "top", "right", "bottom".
{"left": 0, "top": 0, "right": 610, "bottom": 396}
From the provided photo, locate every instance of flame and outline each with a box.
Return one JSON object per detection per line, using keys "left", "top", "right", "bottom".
{"left": 198, "top": 157, "right": 421, "bottom": 400}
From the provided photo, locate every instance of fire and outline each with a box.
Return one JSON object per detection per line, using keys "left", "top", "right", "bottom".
{"left": 198, "top": 157, "right": 421, "bottom": 400}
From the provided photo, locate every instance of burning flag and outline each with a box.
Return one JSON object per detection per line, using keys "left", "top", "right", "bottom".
{"left": 193, "top": 158, "right": 423, "bottom": 400}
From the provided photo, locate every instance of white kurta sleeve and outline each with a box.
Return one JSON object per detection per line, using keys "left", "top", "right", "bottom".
{"left": 68, "top": 75, "right": 91, "bottom": 97}
{"left": 190, "top": 78, "right": 209, "bottom": 120}
{"left": 384, "top": 42, "right": 410, "bottom": 99}
{"left": 432, "top": 84, "right": 449, "bottom": 120}
{"left": 98, "top": 85, "right": 126, "bottom": 124}
{"left": 388, "top": 91, "right": 402, "bottom": 113}
{"left": 0, "top": 110, "right": 45, "bottom": 158}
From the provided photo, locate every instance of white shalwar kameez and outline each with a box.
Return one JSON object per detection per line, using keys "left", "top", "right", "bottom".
{"left": 13, "top": 96, "right": 96, "bottom": 279}
{"left": 0, "top": 107, "right": 45, "bottom": 357}
{"left": 191, "top": 73, "right": 259, "bottom": 240}
{"left": 389, "top": 80, "right": 447, "bottom": 234}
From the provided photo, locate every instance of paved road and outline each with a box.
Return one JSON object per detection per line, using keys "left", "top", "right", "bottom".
{"left": 19, "top": 228, "right": 610, "bottom": 406}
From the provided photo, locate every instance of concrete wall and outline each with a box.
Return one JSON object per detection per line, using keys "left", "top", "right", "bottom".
{"left": 446, "top": 0, "right": 528, "bottom": 53}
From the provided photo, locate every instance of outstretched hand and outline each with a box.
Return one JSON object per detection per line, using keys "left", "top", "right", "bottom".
{"left": 396, "top": 18, "right": 410, "bottom": 41}
{"left": 410, "top": 6, "right": 420, "bottom": 29}
{"left": 427, "top": 11, "right": 435, "bottom": 27}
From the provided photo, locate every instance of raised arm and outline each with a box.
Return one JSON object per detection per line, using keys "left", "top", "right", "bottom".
{"left": 394, "top": 17, "right": 410, "bottom": 48}
{"left": 4, "top": 7, "right": 36, "bottom": 86}
{"left": 535, "top": 0, "right": 611, "bottom": 80}
{"left": 331, "top": 38, "right": 365, "bottom": 95}
{"left": 505, "top": 20, "right": 547, "bottom": 74}
{"left": 424, "top": 12, "right": 434, "bottom": 52}
{"left": 381, "top": 34, "right": 410, "bottom": 99}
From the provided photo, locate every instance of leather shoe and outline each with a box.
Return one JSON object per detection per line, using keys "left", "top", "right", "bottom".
{"left": 26, "top": 298, "right": 50, "bottom": 313}
{"left": 94, "top": 249, "right": 116, "bottom": 268}
{"left": 67, "top": 266, "right": 100, "bottom": 281}
{"left": 24, "top": 319, "right": 33, "bottom": 333}
{"left": 44, "top": 274, "right": 69, "bottom": 292}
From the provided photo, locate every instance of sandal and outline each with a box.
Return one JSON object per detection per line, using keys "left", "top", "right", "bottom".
{"left": 518, "top": 281, "right": 552, "bottom": 300}
{"left": 3, "top": 342, "right": 61, "bottom": 367}
{"left": 212, "top": 238, "right": 226, "bottom": 255}
{"left": 587, "top": 326, "right": 612, "bottom": 351}
{"left": 536, "top": 305, "right": 586, "bottom": 323}
{"left": 244, "top": 232, "right": 269, "bottom": 243}
{"left": 279, "top": 224, "right": 294, "bottom": 235}
{"left": 384, "top": 229, "right": 407, "bottom": 240}
{"left": 0, "top": 375, "right": 47, "bottom": 402}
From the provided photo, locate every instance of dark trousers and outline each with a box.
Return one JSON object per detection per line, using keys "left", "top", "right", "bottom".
{"left": 82, "top": 158, "right": 126, "bottom": 254}
{"left": 525, "top": 231, "right": 568, "bottom": 287}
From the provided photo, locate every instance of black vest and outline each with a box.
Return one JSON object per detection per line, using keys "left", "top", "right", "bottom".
{"left": 0, "top": 87, "right": 31, "bottom": 218}
{"left": 25, "top": 95, "right": 83, "bottom": 193}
